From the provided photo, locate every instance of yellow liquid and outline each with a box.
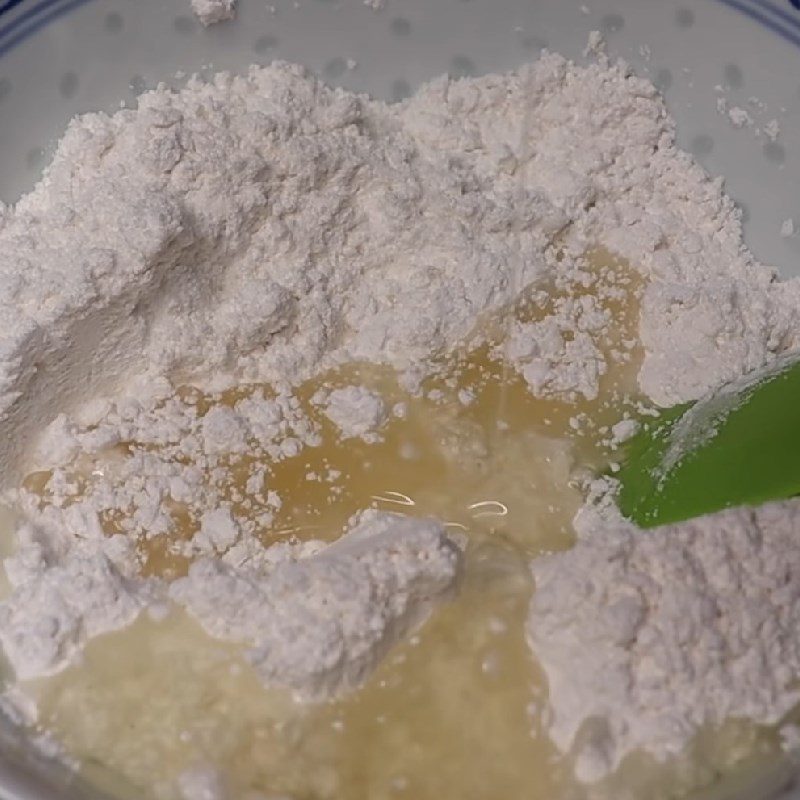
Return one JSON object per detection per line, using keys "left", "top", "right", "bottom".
{"left": 18, "top": 251, "right": 785, "bottom": 800}
{"left": 30, "top": 367, "right": 593, "bottom": 800}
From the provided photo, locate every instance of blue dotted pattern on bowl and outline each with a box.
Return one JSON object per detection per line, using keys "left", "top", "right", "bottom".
{"left": 0, "top": 0, "right": 800, "bottom": 59}
{"left": 2, "top": 0, "right": 800, "bottom": 276}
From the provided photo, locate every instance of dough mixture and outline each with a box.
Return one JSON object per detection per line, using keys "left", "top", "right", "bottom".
{"left": 0, "top": 38, "right": 799, "bottom": 800}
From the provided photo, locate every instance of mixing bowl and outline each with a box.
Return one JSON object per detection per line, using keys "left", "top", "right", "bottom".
{"left": 2, "top": 0, "right": 800, "bottom": 798}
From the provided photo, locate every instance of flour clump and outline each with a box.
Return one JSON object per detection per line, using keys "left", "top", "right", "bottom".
{"left": 191, "top": 0, "right": 236, "bottom": 26}
{"left": 314, "top": 385, "right": 388, "bottom": 441}
{"left": 171, "top": 510, "right": 461, "bottom": 699}
{"left": 528, "top": 499, "right": 800, "bottom": 782}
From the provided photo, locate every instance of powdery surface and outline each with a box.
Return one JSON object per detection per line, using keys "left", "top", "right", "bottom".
{"left": 25, "top": 381, "right": 320, "bottom": 564}
{"left": 0, "top": 48, "right": 798, "bottom": 777}
{"left": 505, "top": 316, "right": 606, "bottom": 401}
{"left": 190, "top": 0, "right": 236, "bottom": 26}
{"left": 1, "top": 56, "right": 797, "bottom": 482}
{"left": 170, "top": 511, "right": 461, "bottom": 699}
{"left": 527, "top": 500, "right": 800, "bottom": 782}
{"left": 0, "top": 505, "right": 461, "bottom": 691}
{"left": 500, "top": 269, "right": 621, "bottom": 402}
{"left": 314, "top": 385, "right": 388, "bottom": 440}
{"left": 0, "top": 532, "right": 156, "bottom": 680}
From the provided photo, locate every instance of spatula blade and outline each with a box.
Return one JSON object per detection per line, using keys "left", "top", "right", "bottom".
{"left": 616, "top": 355, "right": 800, "bottom": 528}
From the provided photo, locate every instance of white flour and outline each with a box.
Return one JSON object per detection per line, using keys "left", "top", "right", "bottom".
{"left": 500, "top": 265, "right": 628, "bottom": 403}
{"left": 171, "top": 510, "right": 461, "bottom": 700}
{"left": 528, "top": 500, "right": 800, "bottom": 782}
{"left": 27, "top": 382, "right": 320, "bottom": 556}
{"left": 190, "top": 0, "right": 236, "bottom": 26}
{"left": 0, "top": 537, "right": 155, "bottom": 681}
{"left": 0, "top": 45, "right": 799, "bottom": 784}
{"left": 0, "top": 56, "right": 795, "bottom": 476}
{"left": 313, "top": 385, "right": 388, "bottom": 440}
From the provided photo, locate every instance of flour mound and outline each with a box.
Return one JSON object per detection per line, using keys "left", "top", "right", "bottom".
{"left": 2, "top": 55, "right": 797, "bottom": 489}
{"left": 528, "top": 500, "right": 800, "bottom": 782}
{"left": 1, "top": 47, "right": 799, "bottom": 770}
{"left": 170, "top": 511, "right": 461, "bottom": 699}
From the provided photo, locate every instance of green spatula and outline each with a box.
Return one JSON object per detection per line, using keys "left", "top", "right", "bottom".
{"left": 614, "top": 354, "right": 800, "bottom": 528}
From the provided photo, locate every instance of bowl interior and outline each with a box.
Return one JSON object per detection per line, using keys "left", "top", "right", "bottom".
{"left": 2, "top": 1, "right": 800, "bottom": 799}
{"left": 2, "top": 0, "right": 800, "bottom": 274}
